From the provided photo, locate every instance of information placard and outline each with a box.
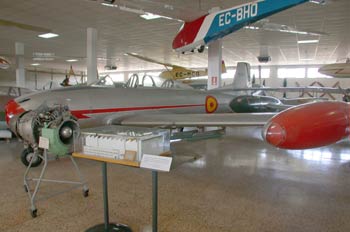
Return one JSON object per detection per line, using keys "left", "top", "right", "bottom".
{"left": 140, "top": 154, "right": 172, "bottom": 172}
{"left": 39, "top": 136, "right": 49, "bottom": 149}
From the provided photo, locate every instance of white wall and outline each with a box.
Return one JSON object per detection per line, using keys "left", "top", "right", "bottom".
{"left": 0, "top": 69, "right": 77, "bottom": 90}
{"left": 1, "top": 64, "right": 350, "bottom": 100}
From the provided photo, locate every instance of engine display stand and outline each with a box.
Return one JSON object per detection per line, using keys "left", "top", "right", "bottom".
{"left": 24, "top": 149, "right": 89, "bottom": 217}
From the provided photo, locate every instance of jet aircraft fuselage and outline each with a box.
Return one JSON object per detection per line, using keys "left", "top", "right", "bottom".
{"left": 6, "top": 86, "right": 234, "bottom": 128}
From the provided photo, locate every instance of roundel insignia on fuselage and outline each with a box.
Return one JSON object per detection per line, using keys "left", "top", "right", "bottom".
{"left": 205, "top": 95, "right": 218, "bottom": 113}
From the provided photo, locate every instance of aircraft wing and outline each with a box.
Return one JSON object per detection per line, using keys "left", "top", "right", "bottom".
{"left": 126, "top": 53, "right": 176, "bottom": 68}
{"left": 228, "top": 87, "right": 350, "bottom": 95}
{"left": 110, "top": 113, "right": 275, "bottom": 127}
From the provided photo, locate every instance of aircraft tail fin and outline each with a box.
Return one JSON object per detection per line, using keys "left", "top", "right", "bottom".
{"left": 232, "top": 62, "right": 251, "bottom": 89}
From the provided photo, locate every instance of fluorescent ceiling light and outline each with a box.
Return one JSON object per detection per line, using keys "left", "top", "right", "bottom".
{"left": 309, "top": 0, "right": 326, "bottom": 5}
{"left": 101, "top": 3, "right": 117, "bottom": 7}
{"left": 38, "top": 33, "right": 59, "bottom": 39}
{"left": 140, "top": 12, "right": 162, "bottom": 20}
{"left": 33, "top": 52, "right": 55, "bottom": 57}
{"left": 32, "top": 52, "right": 55, "bottom": 61}
{"left": 140, "top": 12, "right": 177, "bottom": 21}
{"left": 33, "top": 57, "right": 54, "bottom": 61}
{"left": 119, "top": 6, "right": 144, "bottom": 14}
{"left": 299, "top": 58, "right": 314, "bottom": 61}
{"left": 66, "top": 59, "right": 78, "bottom": 62}
{"left": 298, "top": 39, "right": 319, "bottom": 44}
{"left": 102, "top": 2, "right": 181, "bottom": 22}
{"left": 31, "top": 63, "right": 40, "bottom": 66}
{"left": 245, "top": 26, "right": 260, "bottom": 30}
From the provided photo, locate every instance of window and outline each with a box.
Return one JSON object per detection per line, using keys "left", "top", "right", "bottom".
{"left": 251, "top": 68, "right": 270, "bottom": 79}
{"left": 145, "top": 72, "right": 161, "bottom": 77}
{"left": 222, "top": 69, "right": 236, "bottom": 79}
{"left": 307, "top": 68, "right": 331, "bottom": 78}
{"left": 109, "top": 73, "right": 125, "bottom": 82}
{"left": 278, "top": 68, "right": 305, "bottom": 78}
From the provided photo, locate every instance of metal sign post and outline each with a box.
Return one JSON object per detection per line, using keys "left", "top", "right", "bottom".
{"left": 86, "top": 162, "right": 132, "bottom": 232}
{"left": 152, "top": 171, "right": 158, "bottom": 232}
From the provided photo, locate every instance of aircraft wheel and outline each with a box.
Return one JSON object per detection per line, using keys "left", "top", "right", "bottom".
{"left": 30, "top": 209, "right": 37, "bottom": 218}
{"left": 21, "top": 148, "right": 43, "bottom": 167}
{"left": 83, "top": 189, "right": 89, "bottom": 197}
{"left": 197, "top": 45, "right": 205, "bottom": 53}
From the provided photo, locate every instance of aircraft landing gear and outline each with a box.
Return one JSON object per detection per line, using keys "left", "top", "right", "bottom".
{"left": 83, "top": 189, "right": 89, "bottom": 197}
{"left": 21, "top": 148, "right": 43, "bottom": 167}
{"left": 197, "top": 45, "right": 205, "bottom": 53}
{"left": 30, "top": 209, "right": 37, "bottom": 218}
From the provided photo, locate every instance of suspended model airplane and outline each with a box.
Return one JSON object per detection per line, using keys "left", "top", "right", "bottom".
{"left": 126, "top": 53, "right": 226, "bottom": 80}
{"left": 318, "top": 59, "right": 350, "bottom": 78}
{"left": 0, "top": 18, "right": 51, "bottom": 33}
{"left": 172, "top": 0, "right": 324, "bottom": 53}
{"left": 0, "top": 57, "right": 10, "bottom": 69}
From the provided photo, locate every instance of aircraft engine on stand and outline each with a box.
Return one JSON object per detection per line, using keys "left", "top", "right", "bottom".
{"left": 9, "top": 105, "right": 79, "bottom": 166}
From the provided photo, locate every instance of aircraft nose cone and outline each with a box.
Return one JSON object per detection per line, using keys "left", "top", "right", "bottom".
{"left": 263, "top": 122, "right": 286, "bottom": 147}
{"left": 5, "top": 99, "right": 24, "bottom": 125}
{"left": 60, "top": 126, "right": 73, "bottom": 139}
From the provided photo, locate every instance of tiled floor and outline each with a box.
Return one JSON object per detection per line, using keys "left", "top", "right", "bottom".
{"left": 0, "top": 127, "right": 350, "bottom": 232}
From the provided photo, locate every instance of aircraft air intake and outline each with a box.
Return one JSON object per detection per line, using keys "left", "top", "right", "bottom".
{"left": 5, "top": 99, "right": 25, "bottom": 125}
{"left": 229, "top": 95, "right": 281, "bottom": 113}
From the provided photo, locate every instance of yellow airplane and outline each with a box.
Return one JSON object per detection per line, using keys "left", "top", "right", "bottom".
{"left": 319, "top": 59, "right": 350, "bottom": 78}
{"left": 126, "top": 53, "right": 226, "bottom": 80}
{"left": 0, "top": 56, "right": 10, "bottom": 69}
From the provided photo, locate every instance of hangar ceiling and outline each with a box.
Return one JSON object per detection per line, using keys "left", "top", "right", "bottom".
{"left": 0, "top": 0, "right": 349, "bottom": 72}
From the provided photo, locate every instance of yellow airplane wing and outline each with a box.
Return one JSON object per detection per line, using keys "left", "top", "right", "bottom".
{"left": 0, "top": 19, "right": 51, "bottom": 33}
{"left": 126, "top": 53, "right": 176, "bottom": 68}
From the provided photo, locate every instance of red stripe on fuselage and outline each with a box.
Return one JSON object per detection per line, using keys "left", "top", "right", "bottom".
{"left": 71, "top": 104, "right": 204, "bottom": 119}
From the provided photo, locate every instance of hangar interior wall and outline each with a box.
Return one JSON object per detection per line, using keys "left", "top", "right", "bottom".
{"left": 0, "top": 65, "right": 349, "bottom": 101}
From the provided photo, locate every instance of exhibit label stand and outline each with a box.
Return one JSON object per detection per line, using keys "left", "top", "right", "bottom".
{"left": 73, "top": 125, "right": 171, "bottom": 232}
{"left": 73, "top": 152, "right": 172, "bottom": 232}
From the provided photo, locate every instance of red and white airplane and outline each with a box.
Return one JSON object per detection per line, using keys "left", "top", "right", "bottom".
{"left": 6, "top": 82, "right": 275, "bottom": 129}
{"left": 0, "top": 86, "right": 32, "bottom": 122}
{"left": 0, "top": 57, "right": 10, "bottom": 69}
{"left": 172, "top": 0, "right": 318, "bottom": 53}
{"left": 5, "top": 79, "right": 279, "bottom": 165}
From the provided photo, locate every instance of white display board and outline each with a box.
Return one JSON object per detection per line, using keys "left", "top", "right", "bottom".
{"left": 140, "top": 154, "right": 172, "bottom": 172}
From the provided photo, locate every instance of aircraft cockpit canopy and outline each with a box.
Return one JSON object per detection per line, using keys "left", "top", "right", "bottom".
{"left": 89, "top": 75, "right": 126, "bottom": 88}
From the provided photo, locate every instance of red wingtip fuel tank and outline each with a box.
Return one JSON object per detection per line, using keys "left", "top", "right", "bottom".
{"left": 262, "top": 101, "right": 350, "bottom": 149}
